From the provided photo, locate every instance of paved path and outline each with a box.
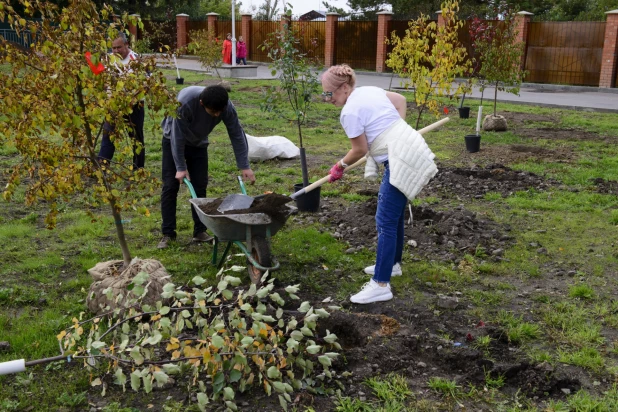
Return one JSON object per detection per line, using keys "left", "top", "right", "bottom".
{"left": 166, "top": 57, "right": 618, "bottom": 113}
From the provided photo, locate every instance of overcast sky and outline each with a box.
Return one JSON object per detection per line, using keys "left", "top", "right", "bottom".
{"left": 241, "top": 0, "right": 351, "bottom": 16}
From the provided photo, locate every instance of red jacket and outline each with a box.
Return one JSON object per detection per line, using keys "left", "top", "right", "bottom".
{"left": 222, "top": 39, "right": 232, "bottom": 64}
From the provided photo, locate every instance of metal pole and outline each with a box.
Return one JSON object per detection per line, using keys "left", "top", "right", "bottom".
{"left": 231, "top": 0, "right": 237, "bottom": 66}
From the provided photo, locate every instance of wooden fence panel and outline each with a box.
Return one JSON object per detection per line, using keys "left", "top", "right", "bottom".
{"left": 186, "top": 20, "right": 208, "bottom": 48}
{"left": 525, "top": 21, "right": 606, "bottom": 86}
{"left": 216, "top": 19, "right": 242, "bottom": 40}
{"left": 291, "top": 20, "right": 325, "bottom": 65}
{"left": 336, "top": 20, "right": 377, "bottom": 70}
{"left": 250, "top": 20, "right": 279, "bottom": 63}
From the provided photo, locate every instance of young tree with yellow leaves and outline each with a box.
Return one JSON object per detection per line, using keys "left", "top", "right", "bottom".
{"left": 386, "top": 0, "right": 470, "bottom": 128}
{"left": 0, "top": 0, "right": 178, "bottom": 268}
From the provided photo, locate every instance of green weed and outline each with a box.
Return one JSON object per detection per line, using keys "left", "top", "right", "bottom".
{"left": 557, "top": 347, "right": 605, "bottom": 372}
{"left": 569, "top": 283, "right": 595, "bottom": 300}
{"left": 428, "top": 376, "right": 460, "bottom": 398}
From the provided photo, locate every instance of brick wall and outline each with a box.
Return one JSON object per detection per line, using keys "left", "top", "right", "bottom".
{"left": 600, "top": 11, "right": 618, "bottom": 88}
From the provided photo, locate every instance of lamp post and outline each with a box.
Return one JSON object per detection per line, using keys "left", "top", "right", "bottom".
{"left": 231, "top": 0, "right": 237, "bottom": 66}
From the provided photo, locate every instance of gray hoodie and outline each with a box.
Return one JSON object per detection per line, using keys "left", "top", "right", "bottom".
{"left": 161, "top": 86, "right": 249, "bottom": 172}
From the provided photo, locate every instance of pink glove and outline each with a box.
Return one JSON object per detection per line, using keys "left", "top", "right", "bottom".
{"left": 328, "top": 162, "right": 345, "bottom": 183}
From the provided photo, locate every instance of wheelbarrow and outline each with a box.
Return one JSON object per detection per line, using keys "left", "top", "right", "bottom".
{"left": 184, "top": 178, "right": 296, "bottom": 284}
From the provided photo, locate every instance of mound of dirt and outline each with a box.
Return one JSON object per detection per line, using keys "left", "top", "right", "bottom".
{"left": 319, "top": 199, "right": 510, "bottom": 262}
{"left": 426, "top": 163, "right": 559, "bottom": 200}
{"left": 318, "top": 306, "right": 584, "bottom": 403}
{"left": 199, "top": 193, "right": 293, "bottom": 223}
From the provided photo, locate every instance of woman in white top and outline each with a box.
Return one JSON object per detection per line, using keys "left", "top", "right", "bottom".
{"left": 321, "top": 64, "right": 437, "bottom": 304}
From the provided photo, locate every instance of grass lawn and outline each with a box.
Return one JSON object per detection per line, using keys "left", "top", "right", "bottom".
{"left": 2, "top": 68, "right": 618, "bottom": 411}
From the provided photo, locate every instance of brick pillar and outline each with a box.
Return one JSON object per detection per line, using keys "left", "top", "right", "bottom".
{"left": 325, "top": 13, "right": 339, "bottom": 67}
{"left": 241, "top": 13, "right": 252, "bottom": 60}
{"left": 600, "top": 10, "right": 618, "bottom": 88}
{"left": 176, "top": 14, "right": 189, "bottom": 50}
{"left": 128, "top": 14, "right": 139, "bottom": 47}
{"left": 515, "top": 11, "right": 533, "bottom": 70}
{"left": 280, "top": 14, "right": 291, "bottom": 31}
{"left": 207, "top": 13, "right": 219, "bottom": 36}
{"left": 436, "top": 11, "right": 445, "bottom": 28}
{"left": 376, "top": 12, "right": 393, "bottom": 73}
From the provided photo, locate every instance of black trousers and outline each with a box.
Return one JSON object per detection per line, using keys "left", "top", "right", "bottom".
{"left": 160, "top": 137, "right": 209, "bottom": 238}
{"left": 98, "top": 102, "right": 145, "bottom": 169}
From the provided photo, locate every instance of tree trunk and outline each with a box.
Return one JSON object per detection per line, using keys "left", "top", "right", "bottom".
{"left": 299, "top": 147, "right": 309, "bottom": 187}
{"left": 109, "top": 197, "right": 132, "bottom": 267}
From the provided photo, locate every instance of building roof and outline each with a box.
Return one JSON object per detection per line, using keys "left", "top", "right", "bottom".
{"left": 299, "top": 10, "right": 326, "bottom": 21}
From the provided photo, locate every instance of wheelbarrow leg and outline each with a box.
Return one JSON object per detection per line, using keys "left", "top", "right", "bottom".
{"left": 212, "top": 236, "right": 233, "bottom": 268}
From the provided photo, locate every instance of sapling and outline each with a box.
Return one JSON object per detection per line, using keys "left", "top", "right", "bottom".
{"left": 471, "top": 7, "right": 527, "bottom": 119}
{"left": 187, "top": 29, "right": 223, "bottom": 80}
{"left": 261, "top": 16, "right": 322, "bottom": 187}
{"left": 386, "top": 0, "right": 470, "bottom": 128}
{"left": 0, "top": 0, "right": 177, "bottom": 267}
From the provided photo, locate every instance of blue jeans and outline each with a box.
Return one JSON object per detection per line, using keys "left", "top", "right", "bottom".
{"left": 373, "top": 162, "right": 407, "bottom": 283}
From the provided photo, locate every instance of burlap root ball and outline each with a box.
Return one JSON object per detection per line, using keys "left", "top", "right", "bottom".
{"left": 86, "top": 258, "right": 171, "bottom": 315}
{"left": 482, "top": 114, "right": 508, "bottom": 132}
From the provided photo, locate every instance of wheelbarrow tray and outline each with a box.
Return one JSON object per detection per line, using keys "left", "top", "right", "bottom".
{"left": 189, "top": 198, "right": 295, "bottom": 242}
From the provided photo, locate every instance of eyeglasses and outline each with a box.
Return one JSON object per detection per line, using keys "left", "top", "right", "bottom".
{"left": 321, "top": 91, "right": 334, "bottom": 101}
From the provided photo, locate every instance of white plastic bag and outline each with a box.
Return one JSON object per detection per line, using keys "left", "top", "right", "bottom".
{"left": 246, "top": 134, "right": 300, "bottom": 161}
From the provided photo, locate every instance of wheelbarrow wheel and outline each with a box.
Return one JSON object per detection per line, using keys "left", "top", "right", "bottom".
{"left": 247, "top": 236, "right": 272, "bottom": 284}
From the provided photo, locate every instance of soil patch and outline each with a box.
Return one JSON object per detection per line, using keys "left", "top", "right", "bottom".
{"left": 518, "top": 127, "right": 608, "bottom": 142}
{"left": 501, "top": 110, "right": 557, "bottom": 126}
{"left": 199, "top": 193, "right": 293, "bottom": 223}
{"left": 309, "top": 164, "right": 561, "bottom": 261}
{"left": 425, "top": 163, "right": 560, "bottom": 199}
{"left": 456, "top": 143, "right": 576, "bottom": 165}
{"left": 321, "top": 199, "right": 511, "bottom": 261}
{"left": 591, "top": 178, "right": 618, "bottom": 195}
{"left": 312, "top": 301, "right": 590, "bottom": 409}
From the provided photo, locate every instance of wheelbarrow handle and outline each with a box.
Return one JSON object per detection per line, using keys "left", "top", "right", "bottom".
{"left": 183, "top": 178, "right": 197, "bottom": 199}
{"left": 290, "top": 117, "right": 450, "bottom": 200}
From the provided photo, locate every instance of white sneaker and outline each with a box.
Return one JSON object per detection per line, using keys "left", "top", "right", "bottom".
{"left": 363, "top": 263, "right": 402, "bottom": 277}
{"left": 350, "top": 280, "right": 393, "bottom": 304}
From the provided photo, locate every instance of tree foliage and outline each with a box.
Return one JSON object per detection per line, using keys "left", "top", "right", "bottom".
{"left": 251, "top": 0, "right": 281, "bottom": 21}
{"left": 187, "top": 28, "right": 223, "bottom": 79}
{"left": 470, "top": 7, "right": 526, "bottom": 116}
{"left": 0, "top": 0, "right": 178, "bottom": 266}
{"left": 386, "top": 0, "right": 470, "bottom": 128}
{"left": 261, "top": 23, "right": 321, "bottom": 186}
{"left": 58, "top": 271, "right": 341, "bottom": 411}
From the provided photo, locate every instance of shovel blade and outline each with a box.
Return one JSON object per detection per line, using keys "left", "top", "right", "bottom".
{"left": 217, "top": 194, "right": 254, "bottom": 213}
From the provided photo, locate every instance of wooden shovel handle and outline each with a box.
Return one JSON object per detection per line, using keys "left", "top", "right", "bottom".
{"left": 299, "top": 117, "right": 450, "bottom": 196}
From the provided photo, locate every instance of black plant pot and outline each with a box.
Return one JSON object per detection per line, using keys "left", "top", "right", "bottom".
{"left": 464, "top": 134, "right": 481, "bottom": 153}
{"left": 176, "top": 77, "right": 184, "bottom": 85}
{"left": 293, "top": 183, "right": 321, "bottom": 213}
{"left": 458, "top": 107, "right": 470, "bottom": 119}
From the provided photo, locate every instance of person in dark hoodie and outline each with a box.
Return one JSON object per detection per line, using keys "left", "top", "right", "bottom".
{"left": 157, "top": 85, "right": 256, "bottom": 249}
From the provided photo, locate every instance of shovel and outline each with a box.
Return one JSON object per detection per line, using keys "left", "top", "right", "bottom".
{"left": 217, "top": 176, "right": 254, "bottom": 213}
{"left": 290, "top": 117, "right": 450, "bottom": 200}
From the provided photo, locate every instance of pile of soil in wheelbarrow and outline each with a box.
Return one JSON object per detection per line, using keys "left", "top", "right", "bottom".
{"left": 199, "top": 193, "right": 293, "bottom": 225}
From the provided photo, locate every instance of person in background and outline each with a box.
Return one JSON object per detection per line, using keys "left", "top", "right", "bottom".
{"left": 236, "top": 36, "right": 247, "bottom": 65}
{"left": 222, "top": 33, "right": 232, "bottom": 65}
{"left": 157, "top": 85, "right": 256, "bottom": 249}
{"left": 320, "top": 64, "right": 437, "bottom": 304}
{"left": 98, "top": 33, "right": 145, "bottom": 169}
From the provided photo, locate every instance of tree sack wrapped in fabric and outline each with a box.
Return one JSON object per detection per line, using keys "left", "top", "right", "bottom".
{"left": 86, "top": 258, "right": 171, "bottom": 315}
